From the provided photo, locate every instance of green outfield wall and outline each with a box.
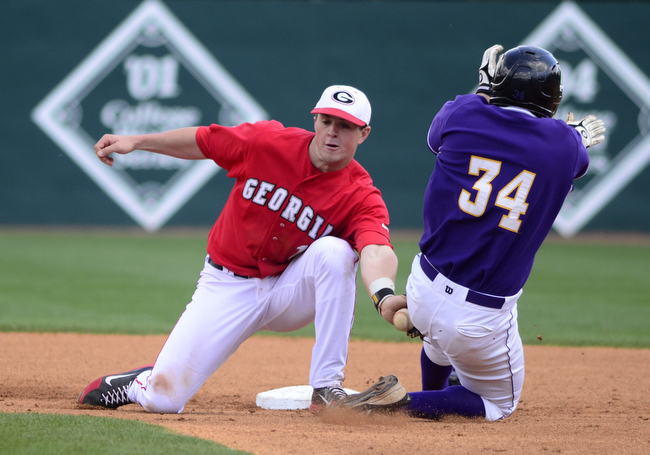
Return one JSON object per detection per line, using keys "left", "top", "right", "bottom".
{"left": 3, "top": 0, "right": 650, "bottom": 236}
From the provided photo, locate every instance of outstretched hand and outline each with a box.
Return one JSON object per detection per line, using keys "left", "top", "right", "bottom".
{"left": 476, "top": 44, "right": 504, "bottom": 96}
{"left": 94, "top": 134, "right": 137, "bottom": 166}
{"left": 565, "top": 113, "right": 606, "bottom": 149}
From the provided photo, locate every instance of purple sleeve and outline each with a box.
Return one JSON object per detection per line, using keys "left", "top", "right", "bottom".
{"left": 569, "top": 127, "right": 590, "bottom": 179}
{"left": 426, "top": 114, "right": 443, "bottom": 155}
{"left": 427, "top": 96, "right": 489, "bottom": 156}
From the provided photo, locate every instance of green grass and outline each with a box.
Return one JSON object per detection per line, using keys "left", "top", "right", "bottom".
{"left": 1, "top": 230, "right": 648, "bottom": 347}
{"left": 0, "top": 231, "right": 205, "bottom": 334}
{"left": 0, "top": 413, "right": 251, "bottom": 455}
{"left": 517, "top": 241, "right": 650, "bottom": 347}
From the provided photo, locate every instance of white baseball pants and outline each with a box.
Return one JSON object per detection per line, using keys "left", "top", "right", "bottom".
{"left": 406, "top": 254, "right": 524, "bottom": 421}
{"left": 128, "top": 236, "right": 358, "bottom": 413}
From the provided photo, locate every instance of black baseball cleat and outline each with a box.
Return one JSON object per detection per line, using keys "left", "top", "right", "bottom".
{"left": 337, "top": 375, "right": 411, "bottom": 413}
{"left": 309, "top": 385, "right": 347, "bottom": 414}
{"left": 78, "top": 364, "right": 154, "bottom": 409}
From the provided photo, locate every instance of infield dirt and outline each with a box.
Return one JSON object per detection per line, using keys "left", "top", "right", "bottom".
{"left": 2, "top": 332, "right": 649, "bottom": 455}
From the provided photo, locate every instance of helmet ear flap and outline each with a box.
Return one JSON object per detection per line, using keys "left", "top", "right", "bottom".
{"left": 489, "top": 46, "right": 562, "bottom": 118}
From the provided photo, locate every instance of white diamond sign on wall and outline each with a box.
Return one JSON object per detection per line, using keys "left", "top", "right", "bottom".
{"left": 31, "top": 0, "right": 268, "bottom": 231}
{"left": 523, "top": 1, "right": 650, "bottom": 237}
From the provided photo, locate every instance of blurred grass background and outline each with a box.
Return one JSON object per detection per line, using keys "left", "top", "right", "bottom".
{"left": 1, "top": 228, "right": 648, "bottom": 347}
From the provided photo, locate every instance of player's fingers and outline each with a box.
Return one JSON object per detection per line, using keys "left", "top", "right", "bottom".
{"left": 591, "top": 121, "right": 606, "bottom": 136}
{"left": 592, "top": 127, "right": 606, "bottom": 138}
{"left": 379, "top": 294, "right": 407, "bottom": 322}
{"left": 95, "top": 143, "right": 115, "bottom": 166}
{"left": 94, "top": 135, "right": 130, "bottom": 166}
{"left": 592, "top": 134, "right": 605, "bottom": 146}
{"left": 98, "top": 153, "right": 115, "bottom": 166}
{"left": 581, "top": 115, "right": 597, "bottom": 125}
{"left": 481, "top": 44, "right": 503, "bottom": 71}
{"left": 485, "top": 44, "right": 503, "bottom": 56}
{"left": 96, "top": 144, "right": 115, "bottom": 158}
{"left": 489, "top": 44, "right": 503, "bottom": 59}
{"left": 94, "top": 134, "right": 115, "bottom": 153}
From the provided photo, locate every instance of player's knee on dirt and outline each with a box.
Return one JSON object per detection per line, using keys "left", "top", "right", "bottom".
{"left": 481, "top": 396, "right": 514, "bottom": 421}
{"left": 132, "top": 367, "right": 203, "bottom": 414}
{"left": 140, "top": 396, "right": 185, "bottom": 414}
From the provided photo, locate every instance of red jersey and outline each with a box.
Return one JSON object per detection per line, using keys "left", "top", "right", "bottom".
{"left": 195, "top": 120, "right": 391, "bottom": 278}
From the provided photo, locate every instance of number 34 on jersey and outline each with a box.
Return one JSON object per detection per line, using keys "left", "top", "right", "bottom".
{"left": 459, "top": 156, "right": 536, "bottom": 234}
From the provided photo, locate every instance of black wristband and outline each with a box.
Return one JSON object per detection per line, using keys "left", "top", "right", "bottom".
{"left": 372, "top": 287, "right": 395, "bottom": 313}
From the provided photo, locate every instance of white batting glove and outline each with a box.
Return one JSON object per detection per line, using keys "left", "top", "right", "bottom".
{"left": 476, "top": 44, "right": 504, "bottom": 95}
{"left": 565, "top": 112, "right": 606, "bottom": 148}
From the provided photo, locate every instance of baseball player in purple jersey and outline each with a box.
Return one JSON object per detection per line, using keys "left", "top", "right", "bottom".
{"left": 344, "top": 45, "right": 606, "bottom": 419}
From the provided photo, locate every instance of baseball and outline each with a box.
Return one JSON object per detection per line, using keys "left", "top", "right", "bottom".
{"left": 393, "top": 308, "right": 414, "bottom": 332}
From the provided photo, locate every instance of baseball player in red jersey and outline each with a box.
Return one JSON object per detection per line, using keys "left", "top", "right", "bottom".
{"left": 78, "top": 85, "right": 410, "bottom": 414}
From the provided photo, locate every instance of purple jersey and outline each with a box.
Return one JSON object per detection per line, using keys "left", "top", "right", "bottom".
{"left": 420, "top": 94, "right": 589, "bottom": 296}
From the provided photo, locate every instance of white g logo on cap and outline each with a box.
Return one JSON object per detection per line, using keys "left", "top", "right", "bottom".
{"left": 332, "top": 91, "right": 355, "bottom": 105}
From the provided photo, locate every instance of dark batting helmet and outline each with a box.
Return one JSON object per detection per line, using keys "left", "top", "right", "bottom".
{"left": 490, "top": 46, "right": 563, "bottom": 118}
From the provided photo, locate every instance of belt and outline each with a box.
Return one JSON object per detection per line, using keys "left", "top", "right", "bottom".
{"left": 419, "top": 255, "right": 505, "bottom": 309}
{"left": 207, "top": 256, "right": 251, "bottom": 279}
